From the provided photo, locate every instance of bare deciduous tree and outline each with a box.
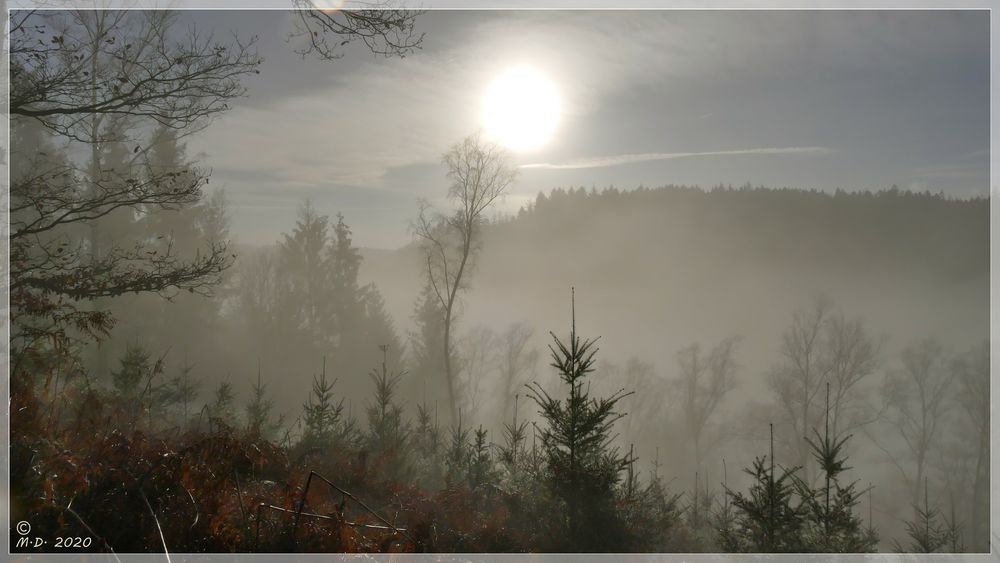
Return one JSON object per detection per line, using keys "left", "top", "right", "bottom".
{"left": 674, "top": 336, "right": 739, "bottom": 473}
{"left": 413, "top": 134, "right": 517, "bottom": 424}
{"left": 457, "top": 325, "right": 497, "bottom": 424}
{"left": 824, "top": 312, "right": 883, "bottom": 438}
{"left": 951, "top": 341, "right": 988, "bottom": 549}
{"left": 497, "top": 322, "right": 539, "bottom": 423}
{"left": 597, "top": 357, "right": 661, "bottom": 452}
{"left": 769, "top": 298, "right": 832, "bottom": 478}
{"left": 768, "top": 297, "right": 880, "bottom": 482}
{"left": 877, "top": 338, "right": 955, "bottom": 506}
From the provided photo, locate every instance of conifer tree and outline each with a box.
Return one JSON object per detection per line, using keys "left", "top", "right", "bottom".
{"left": 622, "top": 450, "right": 683, "bottom": 551}
{"left": 326, "top": 213, "right": 367, "bottom": 371}
{"left": 364, "top": 345, "right": 410, "bottom": 479}
{"left": 302, "top": 359, "right": 338, "bottom": 448}
{"left": 111, "top": 340, "right": 162, "bottom": 428}
{"left": 145, "top": 124, "right": 203, "bottom": 259}
{"left": 468, "top": 425, "right": 498, "bottom": 492}
{"left": 207, "top": 381, "right": 236, "bottom": 428}
{"left": 712, "top": 459, "right": 738, "bottom": 550}
{"left": 155, "top": 357, "right": 200, "bottom": 428}
{"left": 527, "top": 288, "right": 633, "bottom": 551}
{"left": 362, "top": 286, "right": 404, "bottom": 364}
{"left": 498, "top": 395, "right": 529, "bottom": 483}
{"left": 245, "top": 360, "right": 286, "bottom": 441}
{"left": 944, "top": 500, "right": 965, "bottom": 553}
{"left": 799, "top": 383, "right": 878, "bottom": 552}
{"left": 111, "top": 340, "right": 153, "bottom": 398}
{"left": 85, "top": 125, "right": 143, "bottom": 378}
{"left": 720, "top": 425, "right": 805, "bottom": 552}
{"left": 278, "top": 201, "right": 331, "bottom": 346}
{"left": 685, "top": 469, "right": 718, "bottom": 549}
{"left": 301, "top": 358, "right": 356, "bottom": 451}
{"left": 892, "top": 479, "right": 959, "bottom": 553}
{"left": 444, "top": 410, "right": 471, "bottom": 486}
{"left": 328, "top": 213, "right": 363, "bottom": 327}
{"left": 412, "top": 400, "right": 444, "bottom": 489}
{"left": 410, "top": 281, "right": 447, "bottom": 401}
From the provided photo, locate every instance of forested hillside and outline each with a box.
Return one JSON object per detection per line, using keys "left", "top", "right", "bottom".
{"left": 365, "top": 184, "right": 987, "bottom": 408}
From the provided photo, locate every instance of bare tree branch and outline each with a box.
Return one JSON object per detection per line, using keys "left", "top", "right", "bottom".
{"left": 290, "top": 0, "right": 424, "bottom": 60}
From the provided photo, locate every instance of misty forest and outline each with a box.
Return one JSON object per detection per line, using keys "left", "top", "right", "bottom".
{"left": 8, "top": 7, "right": 991, "bottom": 555}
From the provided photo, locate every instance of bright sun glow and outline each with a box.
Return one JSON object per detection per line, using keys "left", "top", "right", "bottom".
{"left": 482, "top": 66, "right": 561, "bottom": 152}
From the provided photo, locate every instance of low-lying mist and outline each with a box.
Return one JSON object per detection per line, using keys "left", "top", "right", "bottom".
{"left": 90, "top": 183, "right": 988, "bottom": 549}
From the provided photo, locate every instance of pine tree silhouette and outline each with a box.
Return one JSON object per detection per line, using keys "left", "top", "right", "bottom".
{"left": 413, "top": 400, "right": 444, "bottom": 489}
{"left": 364, "top": 344, "right": 410, "bottom": 480}
{"left": 468, "top": 425, "right": 497, "bottom": 492}
{"left": 527, "top": 288, "right": 633, "bottom": 551}
{"left": 498, "top": 394, "right": 529, "bottom": 482}
{"left": 245, "top": 359, "right": 286, "bottom": 441}
{"left": 112, "top": 340, "right": 153, "bottom": 398}
{"left": 301, "top": 357, "right": 355, "bottom": 451}
{"left": 892, "top": 479, "right": 959, "bottom": 553}
{"left": 207, "top": 380, "right": 236, "bottom": 429}
{"left": 444, "top": 409, "right": 471, "bottom": 486}
{"left": 799, "top": 383, "right": 878, "bottom": 552}
{"left": 721, "top": 424, "right": 804, "bottom": 552}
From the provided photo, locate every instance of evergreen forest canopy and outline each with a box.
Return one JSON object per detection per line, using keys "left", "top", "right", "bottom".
{"left": 8, "top": 7, "right": 990, "bottom": 556}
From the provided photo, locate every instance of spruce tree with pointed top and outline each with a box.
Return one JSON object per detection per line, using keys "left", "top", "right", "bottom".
{"left": 112, "top": 340, "right": 153, "bottom": 399}
{"left": 892, "top": 479, "right": 959, "bottom": 553}
{"left": 468, "top": 425, "right": 498, "bottom": 492}
{"left": 364, "top": 344, "right": 411, "bottom": 480}
{"left": 712, "top": 459, "right": 738, "bottom": 549}
{"left": 444, "top": 409, "right": 471, "bottom": 486}
{"left": 944, "top": 498, "right": 965, "bottom": 553}
{"left": 498, "top": 394, "right": 530, "bottom": 483}
{"left": 527, "top": 288, "right": 633, "bottom": 551}
{"left": 245, "top": 359, "right": 286, "bottom": 442}
{"left": 799, "top": 383, "right": 878, "bottom": 552}
{"left": 111, "top": 339, "right": 162, "bottom": 428}
{"left": 620, "top": 447, "right": 684, "bottom": 551}
{"left": 155, "top": 356, "right": 200, "bottom": 428}
{"left": 413, "top": 400, "right": 444, "bottom": 490}
{"left": 207, "top": 380, "right": 236, "bottom": 429}
{"left": 720, "top": 424, "right": 805, "bottom": 552}
{"left": 301, "top": 357, "right": 355, "bottom": 451}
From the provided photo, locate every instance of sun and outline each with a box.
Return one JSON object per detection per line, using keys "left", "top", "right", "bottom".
{"left": 482, "top": 66, "right": 561, "bottom": 152}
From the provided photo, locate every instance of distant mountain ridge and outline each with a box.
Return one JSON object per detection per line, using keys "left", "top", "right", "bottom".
{"left": 490, "top": 184, "right": 987, "bottom": 281}
{"left": 359, "top": 184, "right": 987, "bottom": 377}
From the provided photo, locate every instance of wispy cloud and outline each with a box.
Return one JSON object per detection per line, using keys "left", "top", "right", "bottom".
{"left": 520, "top": 147, "right": 833, "bottom": 170}
{"left": 910, "top": 162, "right": 987, "bottom": 180}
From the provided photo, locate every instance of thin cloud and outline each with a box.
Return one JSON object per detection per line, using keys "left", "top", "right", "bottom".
{"left": 520, "top": 147, "right": 833, "bottom": 171}
{"left": 911, "top": 162, "right": 987, "bottom": 180}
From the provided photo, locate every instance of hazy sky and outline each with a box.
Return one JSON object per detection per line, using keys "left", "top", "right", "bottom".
{"left": 184, "top": 10, "right": 989, "bottom": 249}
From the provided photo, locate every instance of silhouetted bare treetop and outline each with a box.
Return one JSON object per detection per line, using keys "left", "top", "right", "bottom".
{"left": 291, "top": 0, "right": 424, "bottom": 60}
{"left": 674, "top": 336, "right": 740, "bottom": 472}
{"left": 10, "top": 11, "right": 262, "bottom": 140}
{"left": 413, "top": 133, "right": 517, "bottom": 425}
